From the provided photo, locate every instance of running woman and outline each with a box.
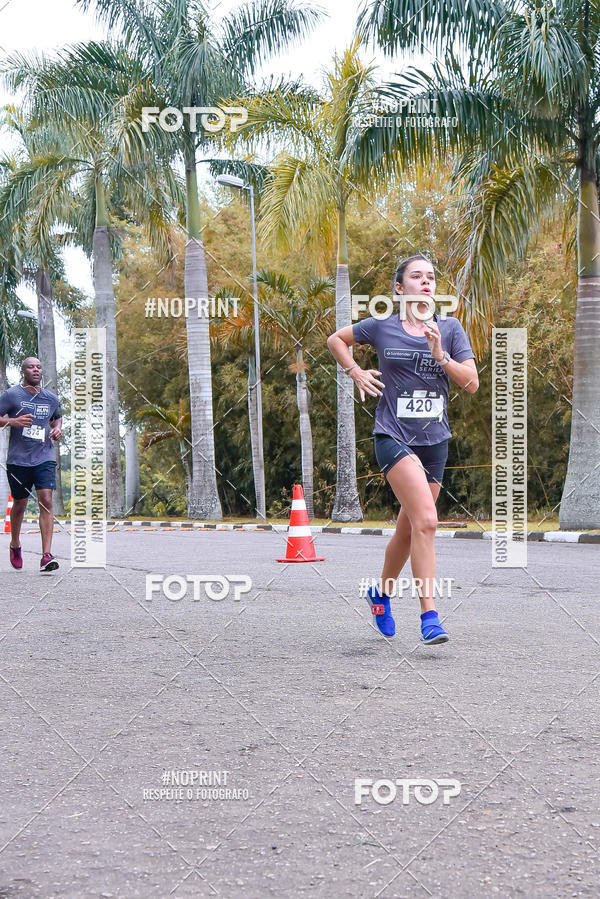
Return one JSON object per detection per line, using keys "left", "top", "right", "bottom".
{"left": 0, "top": 357, "right": 63, "bottom": 572}
{"left": 327, "top": 255, "right": 478, "bottom": 643}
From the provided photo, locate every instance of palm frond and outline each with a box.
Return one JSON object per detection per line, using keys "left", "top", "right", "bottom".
{"left": 325, "top": 36, "right": 378, "bottom": 161}
{"left": 494, "top": 7, "right": 589, "bottom": 113}
{"left": 258, "top": 154, "right": 336, "bottom": 255}
{"left": 226, "top": 85, "right": 325, "bottom": 157}
{"left": 449, "top": 158, "right": 567, "bottom": 353}
{"left": 357, "top": 0, "right": 506, "bottom": 56}
{"left": 221, "top": 0, "right": 322, "bottom": 75}
{"left": 74, "top": 0, "right": 164, "bottom": 62}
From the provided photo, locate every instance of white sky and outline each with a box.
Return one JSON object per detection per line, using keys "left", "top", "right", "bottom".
{"left": 0, "top": 0, "right": 432, "bottom": 371}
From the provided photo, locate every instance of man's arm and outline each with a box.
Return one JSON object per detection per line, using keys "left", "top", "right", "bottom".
{"left": 0, "top": 413, "right": 34, "bottom": 429}
{"left": 49, "top": 416, "right": 62, "bottom": 441}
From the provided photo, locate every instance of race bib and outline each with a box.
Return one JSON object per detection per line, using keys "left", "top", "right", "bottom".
{"left": 396, "top": 389, "right": 444, "bottom": 421}
{"left": 23, "top": 425, "right": 45, "bottom": 441}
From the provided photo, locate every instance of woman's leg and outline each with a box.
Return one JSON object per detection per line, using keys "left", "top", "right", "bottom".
{"left": 383, "top": 454, "right": 440, "bottom": 613}
{"left": 379, "top": 506, "right": 412, "bottom": 597}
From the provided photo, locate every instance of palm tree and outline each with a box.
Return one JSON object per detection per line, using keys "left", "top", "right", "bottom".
{"left": 216, "top": 271, "right": 335, "bottom": 516}
{"left": 205, "top": 282, "right": 265, "bottom": 519}
{"left": 2, "top": 44, "right": 183, "bottom": 517}
{"left": 228, "top": 39, "right": 393, "bottom": 520}
{"left": 0, "top": 110, "right": 77, "bottom": 514}
{"left": 359, "top": 0, "right": 600, "bottom": 527}
{"left": 76, "top": 0, "right": 321, "bottom": 520}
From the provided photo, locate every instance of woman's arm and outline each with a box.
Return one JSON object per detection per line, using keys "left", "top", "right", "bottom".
{"left": 439, "top": 357, "right": 479, "bottom": 394}
{"left": 423, "top": 322, "right": 479, "bottom": 394}
{"left": 326, "top": 326, "right": 385, "bottom": 402}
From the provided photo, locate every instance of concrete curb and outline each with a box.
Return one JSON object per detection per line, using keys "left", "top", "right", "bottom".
{"left": 26, "top": 518, "right": 600, "bottom": 544}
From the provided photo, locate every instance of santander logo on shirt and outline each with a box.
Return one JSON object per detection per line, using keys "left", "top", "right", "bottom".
{"left": 383, "top": 349, "right": 444, "bottom": 379}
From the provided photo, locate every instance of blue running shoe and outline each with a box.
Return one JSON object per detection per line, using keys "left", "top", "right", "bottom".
{"left": 421, "top": 610, "right": 449, "bottom": 644}
{"left": 366, "top": 584, "right": 395, "bottom": 637}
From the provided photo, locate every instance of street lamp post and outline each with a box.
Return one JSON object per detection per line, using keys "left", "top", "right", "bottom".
{"left": 216, "top": 174, "right": 266, "bottom": 520}
{"left": 17, "top": 309, "right": 40, "bottom": 357}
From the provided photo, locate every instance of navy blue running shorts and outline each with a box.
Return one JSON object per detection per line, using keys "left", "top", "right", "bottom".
{"left": 7, "top": 461, "right": 57, "bottom": 499}
{"left": 374, "top": 434, "right": 448, "bottom": 484}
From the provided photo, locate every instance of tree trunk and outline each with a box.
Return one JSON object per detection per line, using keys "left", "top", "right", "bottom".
{"left": 179, "top": 439, "right": 192, "bottom": 496}
{"left": 124, "top": 425, "right": 140, "bottom": 515}
{"left": 92, "top": 177, "right": 125, "bottom": 518}
{"left": 247, "top": 355, "right": 265, "bottom": 519}
{"left": 36, "top": 266, "right": 65, "bottom": 516}
{"left": 296, "top": 347, "right": 314, "bottom": 518}
{"left": 331, "top": 205, "right": 363, "bottom": 521}
{"left": 184, "top": 158, "right": 222, "bottom": 519}
{"left": 559, "top": 174, "right": 600, "bottom": 528}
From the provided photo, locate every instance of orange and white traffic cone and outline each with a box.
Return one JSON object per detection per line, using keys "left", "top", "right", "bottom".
{"left": 277, "top": 484, "right": 325, "bottom": 562}
{"left": 4, "top": 495, "right": 13, "bottom": 534}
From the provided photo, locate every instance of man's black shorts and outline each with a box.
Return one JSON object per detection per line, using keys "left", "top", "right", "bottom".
{"left": 6, "top": 461, "right": 57, "bottom": 499}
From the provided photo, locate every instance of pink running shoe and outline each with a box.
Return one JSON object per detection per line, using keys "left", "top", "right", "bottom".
{"left": 10, "top": 545, "right": 23, "bottom": 570}
{"left": 40, "top": 552, "right": 59, "bottom": 572}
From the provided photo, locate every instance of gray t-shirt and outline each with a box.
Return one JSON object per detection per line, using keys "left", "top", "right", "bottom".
{"left": 352, "top": 313, "right": 475, "bottom": 445}
{"left": 0, "top": 385, "right": 62, "bottom": 466}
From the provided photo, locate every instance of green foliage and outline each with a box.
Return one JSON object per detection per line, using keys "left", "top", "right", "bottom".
{"left": 113, "top": 170, "right": 574, "bottom": 520}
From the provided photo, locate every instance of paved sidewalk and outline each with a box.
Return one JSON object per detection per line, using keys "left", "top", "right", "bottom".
{"left": 1, "top": 529, "right": 598, "bottom": 898}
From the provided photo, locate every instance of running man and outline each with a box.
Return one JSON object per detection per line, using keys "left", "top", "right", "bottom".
{"left": 327, "top": 255, "right": 478, "bottom": 643}
{"left": 0, "top": 357, "right": 63, "bottom": 572}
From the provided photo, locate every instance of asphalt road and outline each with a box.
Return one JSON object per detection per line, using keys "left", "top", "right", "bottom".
{"left": 1, "top": 527, "right": 598, "bottom": 898}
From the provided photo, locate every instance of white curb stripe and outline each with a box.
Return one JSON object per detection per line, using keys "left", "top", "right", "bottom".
{"left": 544, "top": 531, "right": 582, "bottom": 542}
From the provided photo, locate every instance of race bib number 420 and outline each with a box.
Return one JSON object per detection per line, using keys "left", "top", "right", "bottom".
{"left": 396, "top": 390, "right": 444, "bottom": 420}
